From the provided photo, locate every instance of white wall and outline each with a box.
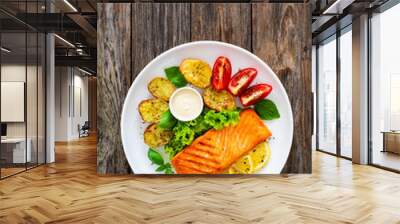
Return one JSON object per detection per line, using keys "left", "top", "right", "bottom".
{"left": 55, "top": 66, "right": 69, "bottom": 141}
{"left": 54, "top": 67, "right": 89, "bottom": 141}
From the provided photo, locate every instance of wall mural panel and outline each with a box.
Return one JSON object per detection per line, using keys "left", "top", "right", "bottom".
{"left": 98, "top": 3, "right": 312, "bottom": 174}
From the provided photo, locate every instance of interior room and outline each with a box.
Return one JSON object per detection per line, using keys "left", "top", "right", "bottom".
{"left": 0, "top": 14, "right": 46, "bottom": 178}
{"left": 0, "top": 0, "right": 400, "bottom": 223}
{"left": 54, "top": 66, "right": 95, "bottom": 142}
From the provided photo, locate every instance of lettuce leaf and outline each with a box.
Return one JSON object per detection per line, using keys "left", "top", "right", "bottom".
{"left": 164, "top": 109, "right": 240, "bottom": 158}
{"left": 204, "top": 109, "right": 240, "bottom": 130}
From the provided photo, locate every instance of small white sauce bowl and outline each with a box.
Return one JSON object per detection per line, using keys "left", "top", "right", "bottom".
{"left": 169, "top": 86, "right": 203, "bottom": 122}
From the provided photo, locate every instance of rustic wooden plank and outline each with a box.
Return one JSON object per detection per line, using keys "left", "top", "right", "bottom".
{"left": 131, "top": 3, "right": 153, "bottom": 82}
{"left": 132, "top": 3, "right": 191, "bottom": 81}
{"left": 252, "top": 3, "right": 312, "bottom": 173}
{"left": 191, "top": 3, "right": 251, "bottom": 51}
{"left": 97, "top": 3, "right": 132, "bottom": 174}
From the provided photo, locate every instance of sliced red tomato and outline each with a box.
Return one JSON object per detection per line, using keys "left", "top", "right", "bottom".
{"left": 227, "top": 68, "right": 257, "bottom": 96}
{"left": 211, "top": 56, "right": 232, "bottom": 91}
{"left": 239, "top": 84, "right": 273, "bottom": 107}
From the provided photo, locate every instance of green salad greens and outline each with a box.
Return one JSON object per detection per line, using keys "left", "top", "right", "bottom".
{"left": 204, "top": 109, "right": 240, "bottom": 130}
{"left": 164, "top": 109, "right": 240, "bottom": 158}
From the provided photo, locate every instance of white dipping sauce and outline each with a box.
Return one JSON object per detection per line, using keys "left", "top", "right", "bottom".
{"left": 169, "top": 87, "right": 203, "bottom": 121}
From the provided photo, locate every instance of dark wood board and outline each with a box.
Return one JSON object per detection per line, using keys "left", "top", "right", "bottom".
{"left": 97, "top": 2, "right": 312, "bottom": 174}
{"left": 97, "top": 3, "right": 132, "bottom": 174}
{"left": 252, "top": 3, "right": 312, "bottom": 173}
{"left": 190, "top": 3, "right": 251, "bottom": 51}
{"left": 132, "top": 3, "right": 191, "bottom": 82}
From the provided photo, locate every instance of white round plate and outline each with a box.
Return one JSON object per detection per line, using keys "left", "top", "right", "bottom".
{"left": 121, "top": 41, "right": 293, "bottom": 174}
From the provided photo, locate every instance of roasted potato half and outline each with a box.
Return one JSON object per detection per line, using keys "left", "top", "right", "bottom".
{"left": 179, "top": 58, "right": 212, "bottom": 88}
{"left": 144, "top": 124, "right": 173, "bottom": 148}
{"left": 139, "top": 99, "right": 168, "bottom": 123}
{"left": 203, "top": 87, "right": 236, "bottom": 112}
{"left": 148, "top": 77, "right": 176, "bottom": 101}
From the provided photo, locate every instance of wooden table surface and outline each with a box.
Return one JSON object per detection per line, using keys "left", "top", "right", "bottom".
{"left": 97, "top": 2, "right": 312, "bottom": 174}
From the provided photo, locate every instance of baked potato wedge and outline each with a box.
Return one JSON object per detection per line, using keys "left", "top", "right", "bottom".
{"left": 179, "top": 58, "right": 212, "bottom": 88}
{"left": 148, "top": 77, "right": 176, "bottom": 101}
{"left": 203, "top": 87, "right": 236, "bottom": 112}
{"left": 139, "top": 99, "right": 168, "bottom": 123}
{"left": 144, "top": 124, "right": 173, "bottom": 148}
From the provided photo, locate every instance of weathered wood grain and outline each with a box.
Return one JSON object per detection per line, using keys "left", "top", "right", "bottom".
{"left": 131, "top": 3, "right": 153, "bottom": 82}
{"left": 97, "top": 3, "right": 132, "bottom": 174}
{"left": 252, "top": 3, "right": 312, "bottom": 173}
{"left": 132, "top": 3, "right": 191, "bottom": 81}
{"left": 191, "top": 3, "right": 251, "bottom": 51}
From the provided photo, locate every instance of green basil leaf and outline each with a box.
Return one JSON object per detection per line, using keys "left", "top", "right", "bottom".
{"left": 164, "top": 163, "right": 171, "bottom": 169}
{"left": 165, "top": 168, "right": 174, "bottom": 174}
{"left": 156, "top": 165, "right": 166, "bottom": 172}
{"left": 158, "top": 110, "right": 177, "bottom": 130}
{"left": 165, "top": 66, "right": 187, "bottom": 87}
{"left": 254, "top": 99, "right": 280, "bottom": 120}
{"left": 147, "top": 148, "right": 164, "bottom": 165}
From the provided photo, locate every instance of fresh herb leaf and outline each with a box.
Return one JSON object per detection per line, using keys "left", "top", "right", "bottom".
{"left": 162, "top": 163, "right": 173, "bottom": 174}
{"left": 147, "top": 148, "right": 164, "bottom": 165}
{"left": 254, "top": 99, "right": 280, "bottom": 120}
{"left": 158, "top": 110, "right": 177, "bottom": 130}
{"left": 165, "top": 168, "right": 173, "bottom": 174}
{"left": 165, "top": 66, "right": 187, "bottom": 87}
{"left": 148, "top": 149, "right": 175, "bottom": 174}
{"left": 156, "top": 165, "right": 166, "bottom": 172}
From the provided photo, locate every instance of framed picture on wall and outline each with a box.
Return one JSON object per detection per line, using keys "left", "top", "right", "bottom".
{"left": 1, "top": 82, "right": 25, "bottom": 122}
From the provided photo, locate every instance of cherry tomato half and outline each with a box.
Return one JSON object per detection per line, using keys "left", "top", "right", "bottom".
{"left": 239, "top": 84, "right": 273, "bottom": 107}
{"left": 227, "top": 68, "right": 257, "bottom": 96}
{"left": 211, "top": 56, "right": 232, "bottom": 91}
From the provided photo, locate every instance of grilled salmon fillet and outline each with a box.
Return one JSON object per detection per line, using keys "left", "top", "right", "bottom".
{"left": 171, "top": 109, "right": 272, "bottom": 174}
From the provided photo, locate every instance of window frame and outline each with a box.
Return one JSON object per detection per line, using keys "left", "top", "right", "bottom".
{"left": 0, "top": 0, "right": 48, "bottom": 180}
{"left": 315, "top": 24, "right": 353, "bottom": 161}
{"left": 367, "top": 0, "right": 400, "bottom": 173}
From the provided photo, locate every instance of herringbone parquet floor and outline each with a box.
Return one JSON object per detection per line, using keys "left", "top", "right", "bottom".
{"left": 1, "top": 135, "right": 400, "bottom": 224}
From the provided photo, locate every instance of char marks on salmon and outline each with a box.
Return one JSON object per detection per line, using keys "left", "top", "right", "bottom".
{"left": 172, "top": 109, "right": 272, "bottom": 174}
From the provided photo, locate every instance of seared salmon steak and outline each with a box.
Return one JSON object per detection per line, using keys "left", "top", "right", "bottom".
{"left": 171, "top": 109, "right": 272, "bottom": 174}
